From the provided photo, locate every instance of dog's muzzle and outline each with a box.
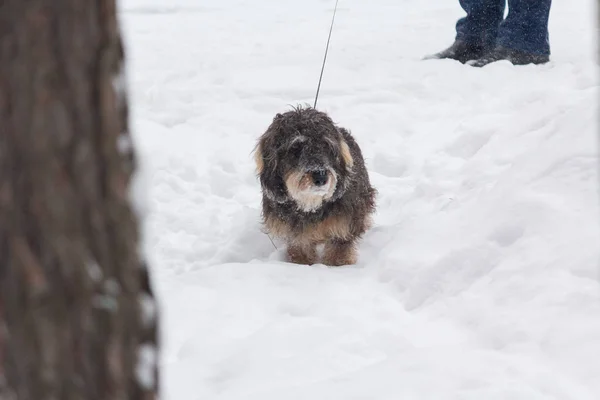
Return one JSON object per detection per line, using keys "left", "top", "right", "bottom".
{"left": 284, "top": 166, "right": 338, "bottom": 212}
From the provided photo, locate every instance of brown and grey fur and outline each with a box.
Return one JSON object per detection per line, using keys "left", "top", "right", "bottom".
{"left": 254, "top": 106, "right": 376, "bottom": 266}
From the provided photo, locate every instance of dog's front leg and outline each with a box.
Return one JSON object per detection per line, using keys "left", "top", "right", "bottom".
{"left": 287, "top": 241, "right": 318, "bottom": 265}
{"left": 323, "top": 239, "right": 357, "bottom": 267}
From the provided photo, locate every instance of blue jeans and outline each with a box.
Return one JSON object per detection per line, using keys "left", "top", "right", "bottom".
{"left": 456, "top": 0, "right": 552, "bottom": 55}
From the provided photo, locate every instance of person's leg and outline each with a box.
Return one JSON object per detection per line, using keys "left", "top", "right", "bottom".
{"left": 456, "top": 0, "right": 506, "bottom": 49}
{"left": 469, "top": 0, "right": 551, "bottom": 66}
{"left": 425, "top": 0, "right": 505, "bottom": 63}
{"left": 497, "top": 0, "right": 551, "bottom": 55}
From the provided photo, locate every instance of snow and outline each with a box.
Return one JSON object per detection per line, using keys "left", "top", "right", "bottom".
{"left": 120, "top": 0, "right": 599, "bottom": 398}
{"left": 112, "top": 63, "right": 127, "bottom": 108}
{"left": 117, "top": 133, "right": 133, "bottom": 154}
{"left": 136, "top": 344, "right": 158, "bottom": 390}
{"left": 86, "top": 261, "right": 103, "bottom": 282}
{"left": 139, "top": 293, "right": 158, "bottom": 328}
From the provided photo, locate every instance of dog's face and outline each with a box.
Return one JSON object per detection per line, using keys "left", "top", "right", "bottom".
{"left": 255, "top": 107, "right": 354, "bottom": 212}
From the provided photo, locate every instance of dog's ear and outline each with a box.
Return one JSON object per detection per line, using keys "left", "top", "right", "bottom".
{"left": 339, "top": 137, "right": 354, "bottom": 171}
{"left": 255, "top": 121, "right": 288, "bottom": 203}
{"left": 255, "top": 114, "right": 281, "bottom": 175}
{"left": 335, "top": 127, "right": 354, "bottom": 171}
{"left": 258, "top": 148, "right": 288, "bottom": 203}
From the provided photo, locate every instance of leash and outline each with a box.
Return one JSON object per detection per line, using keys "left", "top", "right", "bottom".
{"left": 314, "top": 0, "right": 340, "bottom": 109}
{"left": 267, "top": 233, "right": 278, "bottom": 250}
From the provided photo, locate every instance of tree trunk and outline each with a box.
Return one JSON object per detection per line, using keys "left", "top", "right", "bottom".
{"left": 0, "top": 1, "right": 159, "bottom": 399}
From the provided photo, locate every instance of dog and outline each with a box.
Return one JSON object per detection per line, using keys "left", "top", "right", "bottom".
{"left": 254, "top": 106, "right": 376, "bottom": 266}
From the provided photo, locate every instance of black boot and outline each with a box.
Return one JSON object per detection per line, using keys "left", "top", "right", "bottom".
{"left": 424, "top": 40, "right": 486, "bottom": 64}
{"left": 468, "top": 46, "right": 550, "bottom": 67}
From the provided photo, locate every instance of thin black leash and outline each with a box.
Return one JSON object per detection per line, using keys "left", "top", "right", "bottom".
{"left": 314, "top": 0, "right": 340, "bottom": 109}
{"left": 267, "top": 232, "right": 278, "bottom": 250}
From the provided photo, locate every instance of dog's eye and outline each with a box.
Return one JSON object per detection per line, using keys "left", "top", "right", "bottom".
{"left": 324, "top": 138, "right": 339, "bottom": 154}
{"left": 288, "top": 143, "right": 302, "bottom": 157}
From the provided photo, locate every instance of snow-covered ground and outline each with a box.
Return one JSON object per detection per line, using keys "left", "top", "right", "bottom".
{"left": 120, "top": 0, "right": 600, "bottom": 398}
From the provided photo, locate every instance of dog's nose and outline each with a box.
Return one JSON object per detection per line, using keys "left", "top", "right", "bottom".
{"left": 311, "top": 170, "right": 328, "bottom": 186}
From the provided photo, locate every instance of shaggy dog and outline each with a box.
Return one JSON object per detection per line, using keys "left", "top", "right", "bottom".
{"left": 254, "top": 106, "right": 376, "bottom": 266}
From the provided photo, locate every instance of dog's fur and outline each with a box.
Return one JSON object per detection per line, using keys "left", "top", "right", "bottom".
{"left": 254, "top": 106, "right": 376, "bottom": 266}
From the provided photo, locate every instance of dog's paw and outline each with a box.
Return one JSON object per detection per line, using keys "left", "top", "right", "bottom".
{"left": 323, "top": 240, "right": 357, "bottom": 267}
{"left": 287, "top": 243, "right": 318, "bottom": 266}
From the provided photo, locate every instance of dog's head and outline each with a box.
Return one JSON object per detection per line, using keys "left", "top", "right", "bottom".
{"left": 254, "top": 106, "right": 354, "bottom": 212}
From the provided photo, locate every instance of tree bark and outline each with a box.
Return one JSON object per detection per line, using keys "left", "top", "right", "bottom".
{"left": 0, "top": 1, "right": 159, "bottom": 399}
